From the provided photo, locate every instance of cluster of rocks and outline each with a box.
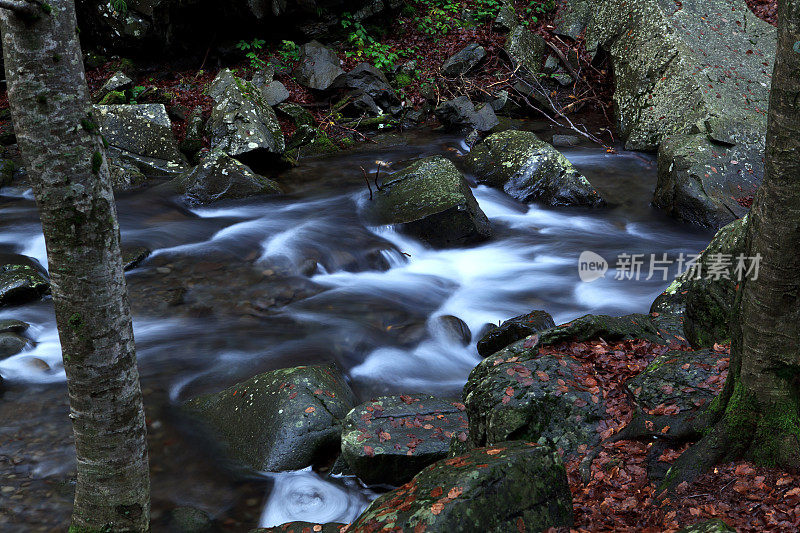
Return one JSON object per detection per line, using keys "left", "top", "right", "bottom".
{"left": 182, "top": 221, "right": 742, "bottom": 529}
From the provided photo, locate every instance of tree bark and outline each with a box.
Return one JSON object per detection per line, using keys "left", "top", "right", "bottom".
{"left": 660, "top": 0, "right": 800, "bottom": 492}
{"left": 0, "top": 2, "right": 150, "bottom": 531}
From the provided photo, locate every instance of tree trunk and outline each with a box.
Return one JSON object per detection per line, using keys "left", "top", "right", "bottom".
{"left": 0, "top": 1, "right": 150, "bottom": 531}
{"left": 661, "top": 0, "right": 800, "bottom": 491}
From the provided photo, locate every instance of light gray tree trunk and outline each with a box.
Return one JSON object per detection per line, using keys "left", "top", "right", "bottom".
{"left": 661, "top": 0, "right": 800, "bottom": 492}
{"left": 0, "top": 1, "right": 150, "bottom": 530}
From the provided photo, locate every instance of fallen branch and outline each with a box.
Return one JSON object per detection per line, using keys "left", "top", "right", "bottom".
{"left": 361, "top": 166, "right": 373, "bottom": 201}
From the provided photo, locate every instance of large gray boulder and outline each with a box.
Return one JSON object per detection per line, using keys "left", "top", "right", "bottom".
{"left": 504, "top": 25, "right": 546, "bottom": 76}
{"left": 350, "top": 441, "right": 573, "bottom": 531}
{"left": 92, "top": 104, "right": 190, "bottom": 179}
{"left": 296, "top": 41, "right": 345, "bottom": 91}
{"left": 441, "top": 43, "right": 486, "bottom": 77}
{"left": 464, "top": 130, "right": 605, "bottom": 207}
{"left": 340, "top": 394, "right": 469, "bottom": 485}
{"left": 184, "top": 364, "right": 357, "bottom": 472}
{"left": 653, "top": 128, "right": 761, "bottom": 229}
{"left": 585, "top": 0, "right": 775, "bottom": 228}
{"left": 435, "top": 96, "right": 498, "bottom": 132}
{"left": 175, "top": 151, "right": 282, "bottom": 205}
{"left": 206, "top": 69, "right": 285, "bottom": 164}
{"left": 368, "top": 156, "right": 492, "bottom": 248}
{"left": 332, "top": 62, "right": 400, "bottom": 115}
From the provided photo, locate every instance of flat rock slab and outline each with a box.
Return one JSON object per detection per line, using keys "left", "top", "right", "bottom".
{"left": 340, "top": 394, "right": 469, "bottom": 485}
{"left": 627, "top": 348, "right": 728, "bottom": 414}
{"left": 464, "top": 130, "right": 605, "bottom": 207}
{"left": 540, "top": 313, "right": 667, "bottom": 347}
{"left": 184, "top": 364, "right": 356, "bottom": 473}
{"left": 369, "top": 155, "right": 492, "bottom": 248}
{"left": 350, "top": 441, "right": 573, "bottom": 532}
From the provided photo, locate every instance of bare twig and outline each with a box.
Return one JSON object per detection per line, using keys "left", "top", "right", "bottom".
{"left": 361, "top": 166, "right": 373, "bottom": 201}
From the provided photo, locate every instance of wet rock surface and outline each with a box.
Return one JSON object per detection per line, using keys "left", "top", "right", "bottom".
{"left": 340, "top": 394, "right": 468, "bottom": 485}
{"left": 0, "top": 257, "right": 49, "bottom": 307}
{"left": 184, "top": 364, "right": 357, "bottom": 473}
{"left": 627, "top": 348, "right": 729, "bottom": 414}
{"left": 441, "top": 43, "right": 486, "bottom": 77}
{"left": 92, "top": 104, "right": 189, "bottom": 179}
{"left": 175, "top": 151, "right": 282, "bottom": 205}
{"left": 206, "top": 70, "right": 285, "bottom": 165}
{"left": 296, "top": 41, "right": 346, "bottom": 91}
{"left": 434, "top": 96, "right": 499, "bottom": 132}
{"left": 368, "top": 155, "right": 492, "bottom": 247}
{"left": 464, "top": 339, "right": 606, "bottom": 456}
{"left": 477, "top": 309, "right": 555, "bottom": 357}
{"left": 250, "top": 522, "right": 345, "bottom": 533}
{"left": 464, "top": 130, "right": 605, "bottom": 207}
{"left": 350, "top": 441, "right": 573, "bottom": 532}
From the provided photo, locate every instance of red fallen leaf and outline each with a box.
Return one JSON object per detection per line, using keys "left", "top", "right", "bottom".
{"left": 536, "top": 370, "right": 550, "bottom": 381}
{"left": 400, "top": 395, "right": 417, "bottom": 404}
{"left": 689, "top": 507, "right": 701, "bottom": 516}
{"left": 785, "top": 487, "right": 800, "bottom": 498}
{"left": 363, "top": 445, "right": 375, "bottom": 457}
{"left": 457, "top": 432, "right": 468, "bottom": 442}
{"left": 447, "top": 487, "right": 463, "bottom": 499}
{"left": 288, "top": 392, "right": 298, "bottom": 400}
{"left": 735, "top": 464, "right": 756, "bottom": 476}
{"left": 486, "top": 448, "right": 504, "bottom": 455}
{"left": 501, "top": 395, "right": 511, "bottom": 405}
{"left": 431, "top": 502, "right": 445, "bottom": 515}
{"left": 423, "top": 424, "right": 434, "bottom": 430}
{"left": 451, "top": 402, "right": 465, "bottom": 410}
{"left": 305, "top": 406, "right": 316, "bottom": 413}
{"left": 777, "top": 475, "right": 793, "bottom": 486}
{"left": 379, "top": 431, "right": 391, "bottom": 442}
{"left": 430, "top": 486, "right": 443, "bottom": 498}
{"left": 505, "top": 386, "right": 514, "bottom": 396}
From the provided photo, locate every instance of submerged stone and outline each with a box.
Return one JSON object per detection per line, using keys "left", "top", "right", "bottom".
{"left": 340, "top": 394, "right": 469, "bottom": 485}
{"left": 184, "top": 363, "right": 356, "bottom": 473}
{"left": 350, "top": 441, "right": 573, "bottom": 531}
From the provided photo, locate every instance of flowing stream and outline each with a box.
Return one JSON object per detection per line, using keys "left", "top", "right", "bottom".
{"left": 0, "top": 128, "right": 713, "bottom": 530}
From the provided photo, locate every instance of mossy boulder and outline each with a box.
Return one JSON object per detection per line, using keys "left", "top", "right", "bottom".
{"left": 206, "top": 69, "right": 285, "bottom": 165}
{"left": 464, "top": 340, "right": 606, "bottom": 456}
{"left": 476, "top": 309, "right": 555, "bottom": 357}
{"left": 464, "top": 130, "right": 605, "bottom": 207}
{"left": 369, "top": 156, "right": 492, "bottom": 248}
{"left": 0, "top": 258, "right": 49, "bottom": 307}
{"left": 0, "top": 332, "right": 29, "bottom": 360}
{"left": 340, "top": 395, "right": 469, "bottom": 486}
{"left": 541, "top": 313, "right": 666, "bottom": 346}
{"left": 504, "top": 25, "right": 546, "bottom": 76}
{"left": 94, "top": 71, "right": 132, "bottom": 103}
{"left": 174, "top": 151, "right": 282, "bottom": 205}
{"left": 677, "top": 519, "right": 736, "bottom": 533}
{"left": 627, "top": 348, "right": 728, "bottom": 414}
{"left": 350, "top": 441, "right": 573, "bottom": 531}
{"left": 652, "top": 215, "right": 748, "bottom": 348}
{"left": 184, "top": 364, "right": 357, "bottom": 473}
{"left": 92, "top": 104, "right": 189, "bottom": 179}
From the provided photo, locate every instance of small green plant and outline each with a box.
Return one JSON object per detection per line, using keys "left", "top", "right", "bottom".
{"left": 523, "top": 0, "right": 556, "bottom": 24}
{"left": 473, "top": 0, "right": 501, "bottom": 22}
{"left": 236, "top": 38, "right": 267, "bottom": 70}
{"left": 278, "top": 40, "right": 301, "bottom": 63}
{"left": 129, "top": 85, "right": 146, "bottom": 104}
{"left": 110, "top": 0, "right": 127, "bottom": 14}
{"left": 405, "top": 0, "right": 460, "bottom": 35}
{"left": 342, "top": 13, "right": 405, "bottom": 70}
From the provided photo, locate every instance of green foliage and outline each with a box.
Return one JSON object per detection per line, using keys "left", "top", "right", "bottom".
{"left": 278, "top": 40, "right": 300, "bottom": 63}
{"left": 91, "top": 152, "right": 103, "bottom": 174}
{"left": 472, "top": 0, "right": 502, "bottom": 23}
{"left": 110, "top": 0, "right": 127, "bottom": 15}
{"left": 236, "top": 38, "right": 267, "bottom": 70}
{"left": 410, "top": 0, "right": 460, "bottom": 36}
{"left": 129, "top": 85, "right": 147, "bottom": 104}
{"left": 342, "top": 13, "right": 405, "bottom": 70}
{"left": 523, "top": 0, "right": 556, "bottom": 24}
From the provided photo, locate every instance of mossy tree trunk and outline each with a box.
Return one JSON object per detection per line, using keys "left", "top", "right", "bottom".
{"left": 661, "top": 0, "right": 800, "bottom": 491}
{"left": 0, "top": 1, "right": 150, "bottom": 531}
